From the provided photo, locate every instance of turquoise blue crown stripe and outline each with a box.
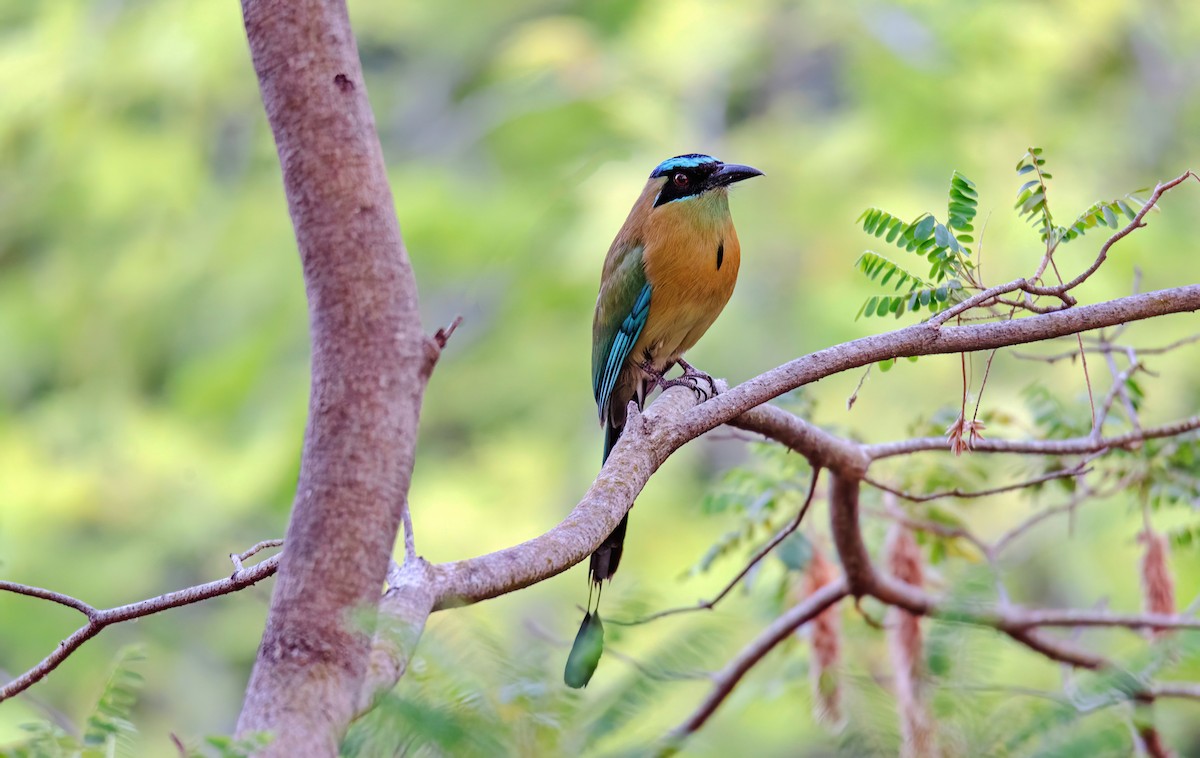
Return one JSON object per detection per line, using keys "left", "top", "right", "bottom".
{"left": 650, "top": 154, "right": 717, "bottom": 177}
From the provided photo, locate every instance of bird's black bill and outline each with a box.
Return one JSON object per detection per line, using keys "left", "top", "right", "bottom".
{"left": 707, "top": 163, "right": 763, "bottom": 189}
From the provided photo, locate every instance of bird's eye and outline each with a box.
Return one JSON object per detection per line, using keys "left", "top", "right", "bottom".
{"left": 672, "top": 172, "right": 689, "bottom": 187}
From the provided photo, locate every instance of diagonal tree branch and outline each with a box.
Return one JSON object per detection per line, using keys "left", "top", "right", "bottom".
{"left": 413, "top": 279, "right": 1200, "bottom": 617}
{"left": 661, "top": 578, "right": 850, "bottom": 752}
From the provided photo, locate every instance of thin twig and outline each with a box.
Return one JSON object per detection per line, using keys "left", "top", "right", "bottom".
{"left": 846, "top": 364, "right": 872, "bottom": 411}
{"left": 992, "top": 497, "right": 1088, "bottom": 556}
{"left": 971, "top": 349, "right": 999, "bottom": 425}
{"left": 1078, "top": 332, "right": 1097, "bottom": 431}
{"left": 433, "top": 315, "right": 464, "bottom": 349}
{"left": 401, "top": 499, "right": 417, "bottom": 560}
{"left": 864, "top": 462, "right": 1091, "bottom": 503}
{"left": 1012, "top": 332, "right": 1200, "bottom": 364}
{"left": 1, "top": 546, "right": 282, "bottom": 702}
{"left": 929, "top": 278, "right": 1071, "bottom": 326}
{"left": 1001, "top": 607, "right": 1200, "bottom": 632}
{"left": 612, "top": 467, "right": 822, "bottom": 626}
{"left": 867, "top": 503, "right": 983, "bottom": 550}
{"left": 865, "top": 415, "right": 1200, "bottom": 460}
{"left": 1105, "top": 348, "right": 1143, "bottom": 435}
{"left": 1149, "top": 682, "right": 1200, "bottom": 700}
{"left": 1093, "top": 360, "right": 1143, "bottom": 440}
{"left": 0, "top": 583, "right": 97, "bottom": 617}
{"left": 1024, "top": 171, "right": 1200, "bottom": 295}
{"left": 229, "top": 539, "right": 283, "bottom": 573}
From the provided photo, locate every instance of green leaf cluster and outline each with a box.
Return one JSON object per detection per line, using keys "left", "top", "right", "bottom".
{"left": 1022, "top": 384, "right": 1091, "bottom": 441}
{"left": 853, "top": 149, "right": 1165, "bottom": 327}
{"left": 1, "top": 647, "right": 278, "bottom": 758}
{"left": 1014, "top": 147, "right": 1055, "bottom": 241}
{"left": 854, "top": 171, "right": 975, "bottom": 320}
{"left": 1015, "top": 147, "right": 1152, "bottom": 246}
{"left": 4, "top": 647, "right": 143, "bottom": 758}
{"left": 338, "top": 616, "right": 720, "bottom": 756}
{"left": 81, "top": 647, "right": 145, "bottom": 755}
{"left": 1148, "top": 436, "right": 1200, "bottom": 507}
{"left": 695, "top": 443, "right": 813, "bottom": 576}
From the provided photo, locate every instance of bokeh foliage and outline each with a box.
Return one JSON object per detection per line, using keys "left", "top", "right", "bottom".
{"left": 2, "top": 0, "right": 1200, "bottom": 754}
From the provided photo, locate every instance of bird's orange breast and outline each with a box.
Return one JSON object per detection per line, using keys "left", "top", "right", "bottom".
{"left": 634, "top": 190, "right": 740, "bottom": 369}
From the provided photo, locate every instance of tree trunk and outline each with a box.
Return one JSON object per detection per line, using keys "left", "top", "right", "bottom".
{"left": 236, "top": 1, "right": 426, "bottom": 753}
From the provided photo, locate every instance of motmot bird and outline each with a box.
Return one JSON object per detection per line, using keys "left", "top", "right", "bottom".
{"left": 590, "top": 153, "right": 763, "bottom": 586}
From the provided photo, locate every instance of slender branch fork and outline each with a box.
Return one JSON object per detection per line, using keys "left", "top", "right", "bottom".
{"left": 2, "top": 164, "right": 1197, "bottom": 751}
{"left": 927, "top": 170, "right": 1200, "bottom": 326}
{"left": 0, "top": 547, "right": 282, "bottom": 701}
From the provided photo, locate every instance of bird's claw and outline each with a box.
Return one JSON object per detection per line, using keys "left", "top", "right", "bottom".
{"left": 659, "top": 376, "right": 711, "bottom": 402}
{"left": 676, "top": 357, "right": 718, "bottom": 398}
{"left": 641, "top": 358, "right": 718, "bottom": 402}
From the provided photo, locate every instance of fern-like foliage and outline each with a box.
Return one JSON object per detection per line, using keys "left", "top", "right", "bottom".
{"left": 854, "top": 150, "right": 1157, "bottom": 323}
{"left": 82, "top": 646, "right": 146, "bottom": 754}
{"left": 947, "top": 170, "right": 978, "bottom": 239}
{"left": 695, "top": 441, "right": 814, "bottom": 576}
{"left": 4, "top": 647, "right": 149, "bottom": 758}
{"left": 854, "top": 171, "right": 975, "bottom": 320}
{"left": 198, "top": 733, "right": 275, "bottom": 758}
{"left": 1014, "top": 148, "right": 1055, "bottom": 241}
{"left": 340, "top": 611, "right": 721, "bottom": 757}
{"left": 1059, "top": 195, "right": 1146, "bottom": 243}
{"left": 1015, "top": 146, "right": 1151, "bottom": 246}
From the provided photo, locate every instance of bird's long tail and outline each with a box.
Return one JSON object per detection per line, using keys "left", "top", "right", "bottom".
{"left": 588, "top": 421, "right": 627, "bottom": 585}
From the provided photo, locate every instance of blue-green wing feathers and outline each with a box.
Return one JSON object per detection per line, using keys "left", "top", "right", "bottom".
{"left": 594, "top": 282, "right": 650, "bottom": 420}
{"left": 592, "top": 243, "right": 650, "bottom": 424}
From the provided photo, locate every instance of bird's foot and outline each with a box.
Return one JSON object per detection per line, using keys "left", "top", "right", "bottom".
{"left": 636, "top": 358, "right": 717, "bottom": 402}
{"left": 675, "top": 357, "right": 718, "bottom": 395}
{"left": 659, "top": 357, "right": 718, "bottom": 402}
{"left": 636, "top": 359, "right": 672, "bottom": 386}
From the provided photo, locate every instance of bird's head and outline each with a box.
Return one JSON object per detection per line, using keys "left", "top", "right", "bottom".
{"left": 648, "top": 154, "right": 763, "bottom": 208}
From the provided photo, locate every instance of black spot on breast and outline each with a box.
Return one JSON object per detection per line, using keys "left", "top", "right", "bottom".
{"left": 716, "top": 241, "right": 724, "bottom": 270}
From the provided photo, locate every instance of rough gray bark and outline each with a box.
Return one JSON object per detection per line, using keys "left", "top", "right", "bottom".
{"left": 236, "top": 0, "right": 428, "bottom": 752}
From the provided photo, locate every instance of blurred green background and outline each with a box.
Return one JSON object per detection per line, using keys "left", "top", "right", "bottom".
{"left": 2, "top": 0, "right": 1200, "bottom": 754}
